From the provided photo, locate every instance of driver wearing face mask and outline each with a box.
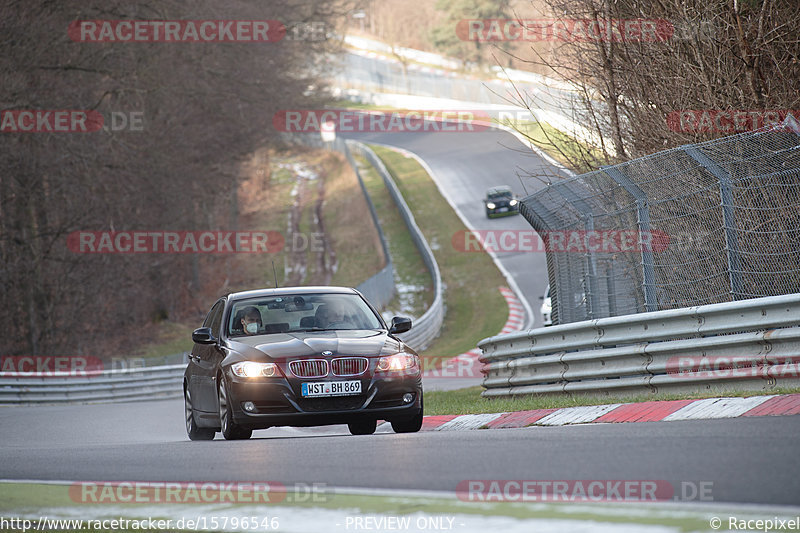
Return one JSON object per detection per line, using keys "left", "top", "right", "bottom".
{"left": 240, "top": 307, "right": 263, "bottom": 335}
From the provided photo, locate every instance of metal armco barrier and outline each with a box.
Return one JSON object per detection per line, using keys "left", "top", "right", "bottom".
{"left": 284, "top": 134, "right": 444, "bottom": 352}
{"left": 478, "top": 293, "right": 800, "bottom": 397}
{"left": 0, "top": 364, "right": 185, "bottom": 404}
{"left": 346, "top": 140, "right": 444, "bottom": 352}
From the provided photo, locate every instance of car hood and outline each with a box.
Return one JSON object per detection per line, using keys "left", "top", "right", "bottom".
{"left": 227, "top": 330, "right": 403, "bottom": 362}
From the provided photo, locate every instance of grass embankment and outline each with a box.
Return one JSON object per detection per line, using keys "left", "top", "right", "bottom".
{"left": 425, "top": 386, "right": 800, "bottom": 416}
{"left": 496, "top": 117, "right": 602, "bottom": 174}
{"left": 367, "top": 145, "right": 508, "bottom": 363}
{"left": 354, "top": 155, "right": 432, "bottom": 319}
{"left": 133, "top": 148, "right": 384, "bottom": 361}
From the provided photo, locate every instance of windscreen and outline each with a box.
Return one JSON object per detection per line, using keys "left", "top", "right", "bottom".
{"left": 227, "top": 292, "right": 384, "bottom": 337}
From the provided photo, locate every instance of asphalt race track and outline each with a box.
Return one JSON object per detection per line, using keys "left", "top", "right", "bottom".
{"left": 3, "top": 52, "right": 799, "bottom": 519}
{"left": 341, "top": 124, "right": 564, "bottom": 328}
{"left": 1, "top": 400, "right": 799, "bottom": 506}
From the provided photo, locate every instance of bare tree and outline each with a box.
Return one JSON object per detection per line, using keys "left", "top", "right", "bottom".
{"left": 0, "top": 0, "right": 354, "bottom": 356}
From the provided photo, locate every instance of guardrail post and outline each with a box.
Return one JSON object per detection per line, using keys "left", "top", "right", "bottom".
{"left": 602, "top": 166, "right": 658, "bottom": 313}
{"left": 682, "top": 146, "right": 744, "bottom": 300}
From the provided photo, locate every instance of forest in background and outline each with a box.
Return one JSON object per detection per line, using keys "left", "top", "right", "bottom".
{"left": 0, "top": 0, "right": 355, "bottom": 356}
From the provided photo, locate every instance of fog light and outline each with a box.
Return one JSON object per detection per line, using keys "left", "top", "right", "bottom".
{"left": 402, "top": 393, "right": 413, "bottom": 404}
{"left": 243, "top": 401, "right": 256, "bottom": 412}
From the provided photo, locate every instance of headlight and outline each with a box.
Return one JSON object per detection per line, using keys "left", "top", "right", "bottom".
{"left": 509, "top": 199, "right": 518, "bottom": 206}
{"left": 486, "top": 202, "right": 496, "bottom": 209}
{"left": 231, "top": 361, "right": 278, "bottom": 378}
{"left": 376, "top": 353, "right": 419, "bottom": 372}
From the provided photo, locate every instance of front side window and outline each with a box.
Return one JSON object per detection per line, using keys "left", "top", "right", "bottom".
{"left": 204, "top": 299, "right": 225, "bottom": 338}
{"left": 228, "top": 293, "right": 383, "bottom": 337}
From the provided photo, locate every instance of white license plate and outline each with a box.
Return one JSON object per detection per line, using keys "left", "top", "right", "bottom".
{"left": 301, "top": 380, "right": 361, "bottom": 398}
{"left": 498, "top": 207, "right": 508, "bottom": 212}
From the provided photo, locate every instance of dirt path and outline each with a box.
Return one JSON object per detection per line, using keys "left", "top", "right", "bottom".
{"left": 284, "top": 163, "right": 336, "bottom": 286}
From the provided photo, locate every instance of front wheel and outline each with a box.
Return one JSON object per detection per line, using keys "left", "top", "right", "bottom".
{"left": 184, "top": 386, "right": 215, "bottom": 441}
{"left": 218, "top": 377, "right": 252, "bottom": 440}
{"left": 347, "top": 419, "right": 377, "bottom": 435}
{"left": 391, "top": 400, "right": 423, "bottom": 433}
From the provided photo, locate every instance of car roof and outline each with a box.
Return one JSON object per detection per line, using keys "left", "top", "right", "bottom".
{"left": 486, "top": 185, "right": 512, "bottom": 195}
{"left": 226, "top": 286, "right": 358, "bottom": 302}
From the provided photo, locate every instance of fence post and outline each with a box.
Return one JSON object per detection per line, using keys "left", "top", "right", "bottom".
{"left": 602, "top": 166, "right": 658, "bottom": 312}
{"left": 682, "top": 146, "right": 744, "bottom": 300}
{"left": 552, "top": 186, "right": 599, "bottom": 320}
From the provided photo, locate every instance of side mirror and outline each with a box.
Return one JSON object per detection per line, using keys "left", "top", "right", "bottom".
{"left": 389, "top": 316, "right": 412, "bottom": 335}
{"left": 192, "top": 327, "right": 217, "bottom": 345}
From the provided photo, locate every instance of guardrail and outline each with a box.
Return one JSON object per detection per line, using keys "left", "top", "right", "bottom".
{"left": 478, "top": 293, "right": 800, "bottom": 397}
{"left": 347, "top": 141, "right": 444, "bottom": 351}
{"left": 282, "top": 134, "right": 444, "bottom": 351}
{"left": 0, "top": 364, "right": 185, "bottom": 404}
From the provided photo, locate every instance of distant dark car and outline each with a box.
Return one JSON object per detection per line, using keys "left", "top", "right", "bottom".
{"left": 484, "top": 186, "right": 519, "bottom": 218}
{"left": 184, "top": 286, "right": 423, "bottom": 440}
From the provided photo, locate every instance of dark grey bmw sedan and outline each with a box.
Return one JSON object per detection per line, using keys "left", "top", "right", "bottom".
{"left": 183, "top": 286, "right": 423, "bottom": 440}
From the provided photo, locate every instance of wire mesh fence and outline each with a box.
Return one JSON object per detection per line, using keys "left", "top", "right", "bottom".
{"left": 520, "top": 125, "right": 800, "bottom": 325}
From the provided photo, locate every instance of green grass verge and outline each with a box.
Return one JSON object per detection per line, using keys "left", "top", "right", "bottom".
{"left": 354, "top": 155, "right": 432, "bottom": 318}
{"left": 368, "top": 145, "right": 508, "bottom": 363}
{"left": 0, "top": 481, "right": 739, "bottom": 532}
{"left": 425, "top": 386, "right": 800, "bottom": 416}
{"left": 495, "top": 117, "right": 602, "bottom": 174}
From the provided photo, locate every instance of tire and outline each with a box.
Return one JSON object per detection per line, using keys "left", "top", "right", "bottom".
{"left": 391, "top": 400, "right": 423, "bottom": 433}
{"left": 184, "top": 386, "right": 215, "bottom": 441}
{"left": 218, "top": 377, "right": 252, "bottom": 440}
{"left": 347, "top": 419, "right": 377, "bottom": 435}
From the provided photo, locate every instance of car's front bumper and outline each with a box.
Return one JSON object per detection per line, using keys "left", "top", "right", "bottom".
{"left": 225, "top": 372, "right": 423, "bottom": 428}
{"left": 487, "top": 206, "right": 519, "bottom": 218}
